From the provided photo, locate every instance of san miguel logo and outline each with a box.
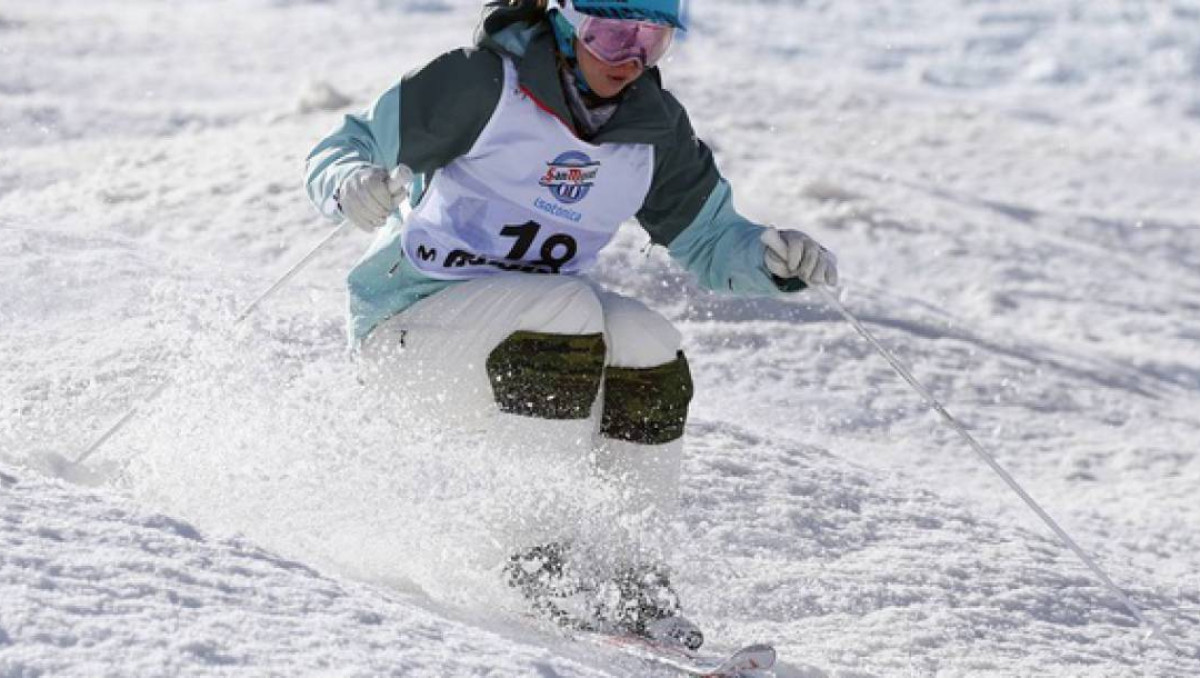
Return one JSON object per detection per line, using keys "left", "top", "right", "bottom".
{"left": 539, "top": 151, "right": 600, "bottom": 205}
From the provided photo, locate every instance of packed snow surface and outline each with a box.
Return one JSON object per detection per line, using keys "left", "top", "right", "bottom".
{"left": 2, "top": 0, "right": 1199, "bottom": 676}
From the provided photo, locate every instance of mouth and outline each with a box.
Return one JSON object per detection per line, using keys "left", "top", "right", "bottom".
{"left": 605, "top": 72, "right": 636, "bottom": 89}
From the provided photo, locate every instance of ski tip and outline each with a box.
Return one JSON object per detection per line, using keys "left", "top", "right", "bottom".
{"left": 715, "top": 643, "right": 776, "bottom": 675}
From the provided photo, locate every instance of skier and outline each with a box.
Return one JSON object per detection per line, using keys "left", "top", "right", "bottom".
{"left": 304, "top": 0, "right": 837, "bottom": 650}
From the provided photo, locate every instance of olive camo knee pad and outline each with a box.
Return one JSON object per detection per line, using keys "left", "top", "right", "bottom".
{"left": 486, "top": 331, "right": 606, "bottom": 419}
{"left": 600, "top": 352, "right": 693, "bottom": 445}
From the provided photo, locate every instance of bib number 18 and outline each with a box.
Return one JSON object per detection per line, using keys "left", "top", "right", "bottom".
{"left": 500, "top": 221, "right": 577, "bottom": 273}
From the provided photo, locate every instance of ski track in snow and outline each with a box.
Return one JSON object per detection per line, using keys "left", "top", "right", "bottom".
{"left": 2, "top": 0, "right": 1199, "bottom": 676}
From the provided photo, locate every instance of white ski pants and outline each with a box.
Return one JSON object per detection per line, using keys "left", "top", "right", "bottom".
{"left": 359, "top": 275, "right": 690, "bottom": 520}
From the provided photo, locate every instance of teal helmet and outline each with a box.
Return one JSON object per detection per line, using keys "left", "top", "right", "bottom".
{"left": 570, "top": 0, "right": 687, "bottom": 30}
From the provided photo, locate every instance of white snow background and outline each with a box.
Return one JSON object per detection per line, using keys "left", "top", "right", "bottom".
{"left": 2, "top": 0, "right": 1199, "bottom": 676}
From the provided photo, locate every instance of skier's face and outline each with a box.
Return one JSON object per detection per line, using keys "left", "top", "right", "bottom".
{"left": 575, "top": 39, "right": 644, "bottom": 98}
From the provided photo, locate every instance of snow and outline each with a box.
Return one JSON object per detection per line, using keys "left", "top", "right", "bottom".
{"left": 2, "top": 0, "right": 1199, "bottom": 676}
{"left": 1, "top": 469, "right": 615, "bottom": 677}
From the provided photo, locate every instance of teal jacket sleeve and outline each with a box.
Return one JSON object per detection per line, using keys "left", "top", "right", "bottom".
{"left": 305, "top": 84, "right": 403, "bottom": 221}
{"left": 666, "top": 179, "right": 783, "bottom": 295}
{"left": 304, "top": 49, "right": 503, "bottom": 222}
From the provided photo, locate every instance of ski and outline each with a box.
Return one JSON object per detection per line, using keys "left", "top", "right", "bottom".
{"left": 576, "top": 631, "right": 776, "bottom": 677}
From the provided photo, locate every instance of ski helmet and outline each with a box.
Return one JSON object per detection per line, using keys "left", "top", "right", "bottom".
{"left": 570, "top": 0, "right": 687, "bottom": 30}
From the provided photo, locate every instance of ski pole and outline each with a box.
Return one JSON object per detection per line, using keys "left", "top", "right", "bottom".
{"left": 70, "top": 221, "right": 352, "bottom": 467}
{"left": 814, "top": 285, "right": 1184, "bottom": 656}
{"left": 233, "top": 223, "right": 349, "bottom": 324}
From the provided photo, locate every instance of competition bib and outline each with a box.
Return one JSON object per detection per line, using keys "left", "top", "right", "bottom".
{"left": 401, "top": 58, "right": 655, "bottom": 280}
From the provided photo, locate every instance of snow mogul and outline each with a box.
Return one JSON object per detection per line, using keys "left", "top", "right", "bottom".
{"left": 304, "top": 0, "right": 837, "bottom": 650}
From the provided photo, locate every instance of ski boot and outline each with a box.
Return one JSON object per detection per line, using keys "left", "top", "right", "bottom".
{"left": 593, "top": 564, "right": 704, "bottom": 650}
{"left": 504, "top": 542, "right": 591, "bottom": 629}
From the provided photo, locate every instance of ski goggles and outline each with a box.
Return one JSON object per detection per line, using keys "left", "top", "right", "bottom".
{"left": 552, "top": 1, "right": 677, "bottom": 68}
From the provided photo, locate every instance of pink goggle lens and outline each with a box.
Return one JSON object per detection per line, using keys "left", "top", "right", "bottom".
{"left": 577, "top": 17, "right": 675, "bottom": 68}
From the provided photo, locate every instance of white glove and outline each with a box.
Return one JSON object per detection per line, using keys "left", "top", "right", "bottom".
{"left": 336, "top": 165, "right": 413, "bottom": 232}
{"left": 761, "top": 228, "right": 839, "bottom": 287}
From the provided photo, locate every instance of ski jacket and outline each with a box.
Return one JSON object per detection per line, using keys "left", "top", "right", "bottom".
{"left": 306, "top": 9, "right": 783, "bottom": 342}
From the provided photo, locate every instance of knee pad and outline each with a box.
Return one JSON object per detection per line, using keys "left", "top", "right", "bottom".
{"left": 487, "top": 331, "right": 606, "bottom": 419}
{"left": 600, "top": 352, "right": 693, "bottom": 445}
